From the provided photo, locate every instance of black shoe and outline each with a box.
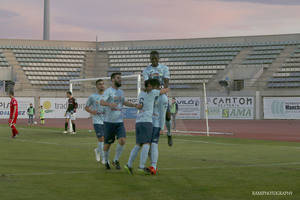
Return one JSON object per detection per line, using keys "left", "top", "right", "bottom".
{"left": 112, "top": 160, "right": 121, "bottom": 170}
{"left": 105, "top": 162, "right": 111, "bottom": 170}
{"left": 137, "top": 167, "right": 151, "bottom": 175}
{"left": 168, "top": 135, "right": 173, "bottom": 147}
{"left": 124, "top": 164, "right": 133, "bottom": 175}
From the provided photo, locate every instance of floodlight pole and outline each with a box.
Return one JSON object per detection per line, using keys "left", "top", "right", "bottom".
{"left": 43, "top": 0, "right": 50, "bottom": 40}
{"left": 137, "top": 74, "right": 141, "bottom": 97}
{"left": 203, "top": 82, "right": 210, "bottom": 136}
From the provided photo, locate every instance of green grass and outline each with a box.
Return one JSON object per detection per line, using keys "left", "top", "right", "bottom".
{"left": 0, "top": 124, "right": 300, "bottom": 200}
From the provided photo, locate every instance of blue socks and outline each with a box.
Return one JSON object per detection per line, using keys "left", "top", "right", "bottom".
{"left": 127, "top": 145, "right": 141, "bottom": 168}
{"left": 139, "top": 144, "right": 150, "bottom": 169}
{"left": 113, "top": 143, "right": 124, "bottom": 162}
{"left": 151, "top": 143, "right": 158, "bottom": 170}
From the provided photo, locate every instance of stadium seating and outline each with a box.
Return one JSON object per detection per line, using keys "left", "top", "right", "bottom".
{"left": 268, "top": 45, "right": 300, "bottom": 88}
{"left": 243, "top": 45, "right": 283, "bottom": 65}
{"left": 1, "top": 38, "right": 300, "bottom": 90}
{"left": 102, "top": 45, "right": 241, "bottom": 89}
{"left": 0, "top": 45, "right": 86, "bottom": 89}
{"left": 0, "top": 50, "right": 9, "bottom": 67}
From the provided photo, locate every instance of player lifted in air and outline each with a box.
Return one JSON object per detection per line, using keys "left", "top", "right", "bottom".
{"left": 124, "top": 79, "right": 168, "bottom": 175}
{"left": 85, "top": 79, "right": 106, "bottom": 164}
{"left": 142, "top": 50, "right": 173, "bottom": 146}
{"left": 64, "top": 91, "right": 78, "bottom": 134}
{"left": 100, "top": 72, "right": 138, "bottom": 170}
{"left": 8, "top": 91, "right": 19, "bottom": 138}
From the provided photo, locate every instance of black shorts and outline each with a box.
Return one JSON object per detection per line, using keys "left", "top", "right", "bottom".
{"left": 104, "top": 122, "right": 126, "bottom": 144}
{"left": 93, "top": 124, "right": 105, "bottom": 138}
{"left": 136, "top": 122, "right": 153, "bottom": 144}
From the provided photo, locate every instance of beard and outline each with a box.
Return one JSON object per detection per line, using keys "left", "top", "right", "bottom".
{"left": 115, "top": 82, "right": 122, "bottom": 87}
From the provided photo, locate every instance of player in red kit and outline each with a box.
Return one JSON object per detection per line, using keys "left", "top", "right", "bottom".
{"left": 8, "top": 90, "right": 19, "bottom": 138}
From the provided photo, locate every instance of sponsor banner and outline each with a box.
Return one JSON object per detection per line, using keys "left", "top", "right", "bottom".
{"left": 207, "top": 97, "right": 254, "bottom": 119}
{"left": 40, "top": 98, "right": 89, "bottom": 118}
{"left": 0, "top": 97, "right": 34, "bottom": 119}
{"left": 176, "top": 97, "right": 201, "bottom": 119}
{"left": 41, "top": 97, "right": 138, "bottom": 119}
{"left": 264, "top": 97, "right": 300, "bottom": 119}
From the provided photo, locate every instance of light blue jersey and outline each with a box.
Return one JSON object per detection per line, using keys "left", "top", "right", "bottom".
{"left": 153, "top": 94, "right": 169, "bottom": 129}
{"left": 102, "top": 87, "right": 125, "bottom": 123}
{"left": 142, "top": 64, "right": 170, "bottom": 86}
{"left": 86, "top": 93, "right": 105, "bottom": 124}
{"left": 136, "top": 89, "right": 160, "bottom": 123}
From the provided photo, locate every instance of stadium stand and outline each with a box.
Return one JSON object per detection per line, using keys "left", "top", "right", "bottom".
{"left": 268, "top": 45, "right": 300, "bottom": 88}
{"left": 0, "top": 50, "right": 9, "bottom": 67}
{"left": 1, "top": 34, "right": 300, "bottom": 95}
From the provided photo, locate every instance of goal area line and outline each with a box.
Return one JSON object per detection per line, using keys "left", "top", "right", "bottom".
{"left": 163, "top": 130, "right": 234, "bottom": 136}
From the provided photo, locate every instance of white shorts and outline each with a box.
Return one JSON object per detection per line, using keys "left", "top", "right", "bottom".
{"left": 66, "top": 112, "right": 76, "bottom": 120}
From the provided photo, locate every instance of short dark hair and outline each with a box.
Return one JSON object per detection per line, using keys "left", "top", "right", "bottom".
{"left": 96, "top": 79, "right": 104, "bottom": 85}
{"left": 144, "top": 79, "right": 151, "bottom": 88}
{"left": 150, "top": 50, "right": 159, "bottom": 56}
{"left": 111, "top": 72, "right": 121, "bottom": 80}
{"left": 67, "top": 91, "right": 72, "bottom": 95}
{"left": 149, "top": 79, "right": 160, "bottom": 88}
{"left": 9, "top": 90, "right": 14, "bottom": 96}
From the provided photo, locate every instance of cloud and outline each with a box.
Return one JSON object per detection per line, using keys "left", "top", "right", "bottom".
{"left": 0, "top": 9, "right": 19, "bottom": 18}
{"left": 214, "top": 0, "right": 300, "bottom": 5}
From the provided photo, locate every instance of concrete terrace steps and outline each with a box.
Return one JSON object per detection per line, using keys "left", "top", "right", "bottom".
{"left": 207, "top": 47, "right": 253, "bottom": 90}
{"left": 254, "top": 45, "right": 297, "bottom": 88}
{"left": 2, "top": 50, "right": 32, "bottom": 92}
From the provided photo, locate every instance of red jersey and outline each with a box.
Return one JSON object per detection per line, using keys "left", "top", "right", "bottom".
{"left": 10, "top": 97, "right": 18, "bottom": 119}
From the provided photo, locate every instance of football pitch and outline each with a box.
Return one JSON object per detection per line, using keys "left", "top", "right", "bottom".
{"left": 0, "top": 124, "right": 299, "bottom": 200}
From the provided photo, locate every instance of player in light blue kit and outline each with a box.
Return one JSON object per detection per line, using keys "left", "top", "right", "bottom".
{"left": 142, "top": 50, "right": 173, "bottom": 147}
{"left": 85, "top": 79, "right": 106, "bottom": 164}
{"left": 100, "top": 72, "right": 138, "bottom": 170}
{"left": 148, "top": 80, "right": 169, "bottom": 175}
{"left": 124, "top": 79, "right": 168, "bottom": 175}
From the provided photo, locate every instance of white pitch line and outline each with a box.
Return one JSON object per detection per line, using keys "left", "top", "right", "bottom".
{"left": 175, "top": 139, "right": 238, "bottom": 146}
{"left": 3, "top": 162, "right": 300, "bottom": 177}
{"left": 170, "top": 130, "right": 234, "bottom": 135}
